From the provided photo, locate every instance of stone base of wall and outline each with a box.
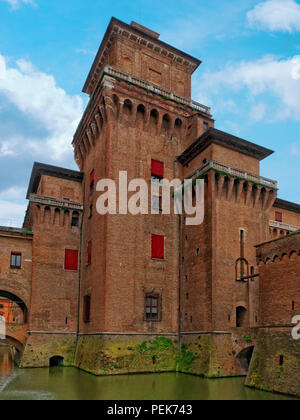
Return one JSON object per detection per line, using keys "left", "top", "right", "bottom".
{"left": 74, "top": 332, "right": 253, "bottom": 377}
{"left": 246, "top": 329, "right": 300, "bottom": 397}
{"left": 75, "top": 334, "right": 178, "bottom": 375}
{"left": 20, "top": 333, "right": 77, "bottom": 368}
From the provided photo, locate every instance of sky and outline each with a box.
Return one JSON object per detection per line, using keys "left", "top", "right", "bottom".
{"left": 0, "top": 0, "right": 300, "bottom": 227}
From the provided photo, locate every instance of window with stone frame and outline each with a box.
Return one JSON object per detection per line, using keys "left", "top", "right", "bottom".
{"left": 145, "top": 293, "right": 161, "bottom": 322}
{"left": 11, "top": 252, "right": 21, "bottom": 269}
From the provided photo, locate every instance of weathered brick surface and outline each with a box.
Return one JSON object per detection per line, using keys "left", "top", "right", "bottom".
{"left": 246, "top": 330, "right": 300, "bottom": 397}
{"left": 257, "top": 233, "right": 300, "bottom": 326}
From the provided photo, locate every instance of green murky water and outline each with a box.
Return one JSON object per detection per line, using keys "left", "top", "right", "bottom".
{"left": 0, "top": 346, "right": 297, "bottom": 400}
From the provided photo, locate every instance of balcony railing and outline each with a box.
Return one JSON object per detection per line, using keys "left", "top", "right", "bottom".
{"left": 192, "top": 160, "right": 278, "bottom": 189}
{"left": 104, "top": 66, "right": 212, "bottom": 116}
{"left": 29, "top": 194, "right": 83, "bottom": 211}
{"left": 269, "top": 220, "right": 299, "bottom": 232}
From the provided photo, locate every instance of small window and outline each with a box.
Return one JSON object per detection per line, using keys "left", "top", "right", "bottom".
{"left": 83, "top": 295, "right": 91, "bottom": 323}
{"left": 196, "top": 248, "right": 200, "bottom": 256}
{"left": 71, "top": 211, "right": 79, "bottom": 227}
{"left": 203, "top": 122, "right": 209, "bottom": 131}
{"left": 151, "top": 159, "right": 164, "bottom": 184}
{"left": 279, "top": 355, "right": 284, "bottom": 366}
{"left": 11, "top": 253, "right": 21, "bottom": 269}
{"left": 64, "top": 249, "right": 78, "bottom": 271}
{"left": 275, "top": 212, "right": 283, "bottom": 223}
{"left": 87, "top": 241, "right": 92, "bottom": 265}
{"left": 90, "top": 170, "right": 95, "bottom": 194}
{"left": 152, "top": 195, "right": 162, "bottom": 212}
{"left": 151, "top": 234, "right": 165, "bottom": 260}
{"left": 145, "top": 294, "right": 160, "bottom": 321}
{"left": 88, "top": 204, "right": 93, "bottom": 219}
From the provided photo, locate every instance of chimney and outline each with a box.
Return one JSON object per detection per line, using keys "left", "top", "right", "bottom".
{"left": 130, "top": 21, "right": 160, "bottom": 39}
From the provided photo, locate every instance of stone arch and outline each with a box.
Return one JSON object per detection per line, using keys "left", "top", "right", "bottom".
{"left": 71, "top": 211, "right": 80, "bottom": 228}
{"left": 0, "top": 290, "right": 28, "bottom": 324}
{"left": 54, "top": 208, "right": 60, "bottom": 225}
{"left": 44, "top": 206, "right": 51, "bottom": 224}
{"left": 112, "top": 94, "right": 120, "bottom": 117}
{"left": 149, "top": 108, "right": 159, "bottom": 127}
{"left": 0, "top": 335, "right": 24, "bottom": 353}
{"left": 281, "top": 253, "right": 289, "bottom": 261}
{"left": 122, "top": 99, "right": 133, "bottom": 123}
{"left": 289, "top": 250, "right": 298, "bottom": 260}
{"left": 272, "top": 255, "right": 280, "bottom": 263}
{"left": 49, "top": 355, "right": 64, "bottom": 367}
{"left": 162, "top": 114, "right": 171, "bottom": 132}
{"left": 63, "top": 209, "right": 70, "bottom": 227}
{"left": 236, "top": 346, "right": 255, "bottom": 375}
{"left": 136, "top": 104, "right": 146, "bottom": 129}
{"left": 236, "top": 305, "right": 248, "bottom": 328}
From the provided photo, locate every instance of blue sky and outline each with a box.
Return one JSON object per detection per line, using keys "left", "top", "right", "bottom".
{"left": 0, "top": 0, "right": 300, "bottom": 226}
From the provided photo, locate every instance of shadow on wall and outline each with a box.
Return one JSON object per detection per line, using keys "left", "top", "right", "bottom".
{"left": 236, "top": 346, "right": 254, "bottom": 375}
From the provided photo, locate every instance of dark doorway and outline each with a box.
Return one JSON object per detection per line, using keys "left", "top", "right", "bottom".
{"left": 49, "top": 356, "right": 64, "bottom": 367}
{"left": 236, "top": 346, "right": 254, "bottom": 375}
{"left": 236, "top": 306, "right": 248, "bottom": 328}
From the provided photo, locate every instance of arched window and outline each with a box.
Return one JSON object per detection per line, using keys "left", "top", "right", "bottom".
{"left": 71, "top": 211, "right": 79, "bottom": 228}
{"left": 236, "top": 306, "right": 248, "bottom": 328}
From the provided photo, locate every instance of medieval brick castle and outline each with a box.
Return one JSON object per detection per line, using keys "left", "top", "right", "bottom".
{"left": 0, "top": 18, "right": 299, "bottom": 396}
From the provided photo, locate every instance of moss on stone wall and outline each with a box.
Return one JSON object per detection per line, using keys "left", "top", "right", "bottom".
{"left": 20, "top": 335, "right": 77, "bottom": 368}
{"left": 246, "top": 330, "right": 300, "bottom": 397}
{"left": 75, "top": 335, "right": 178, "bottom": 376}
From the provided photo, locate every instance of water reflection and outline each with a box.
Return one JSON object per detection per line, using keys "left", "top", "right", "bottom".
{"left": 0, "top": 346, "right": 298, "bottom": 401}
{"left": 0, "top": 346, "right": 14, "bottom": 378}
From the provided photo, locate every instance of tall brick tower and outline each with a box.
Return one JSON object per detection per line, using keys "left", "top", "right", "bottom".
{"left": 72, "top": 18, "right": 214, "bottom": 373}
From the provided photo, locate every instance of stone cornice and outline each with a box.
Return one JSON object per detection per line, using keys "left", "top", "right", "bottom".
{"left": 177, "top": 128, "right": 274, "bottom": 166}
{"left": 83, "top": 17, "right": 202, "bottom": 96}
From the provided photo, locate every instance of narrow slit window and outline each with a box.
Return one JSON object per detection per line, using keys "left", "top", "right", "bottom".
{"left": 83, "top": 295, "right": 91, "bottom": 323}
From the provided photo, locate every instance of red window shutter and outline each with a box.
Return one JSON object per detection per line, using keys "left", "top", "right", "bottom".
{"left": 65, "top": 250, "right": 78, "bottom": 271}
{"left": 151, "top": 160, "right": 164, "bottom": 178}
{"left": 275, "top": 212, "right": 283, "bottom": 223}
{"left": 87, "top": 241, "right": 92, "bottom": 264}
{"left": 152, "top": 234, "right": 164, "bottom": 259}
{"left": 90, "top": 170, "right": 95, "bottom": 185}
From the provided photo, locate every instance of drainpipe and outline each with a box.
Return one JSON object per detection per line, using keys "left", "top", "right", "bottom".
{"left": 174, "top": 158, "right": 182, "bottom": 355}
{"left": 75, "top": 174, "right": 85, "bottom": 352}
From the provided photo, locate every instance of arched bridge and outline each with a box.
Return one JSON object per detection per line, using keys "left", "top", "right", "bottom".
{"left": 0, "top": 289, "right": 29, "bottom": 352}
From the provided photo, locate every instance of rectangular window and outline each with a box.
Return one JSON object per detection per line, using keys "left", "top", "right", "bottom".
{"left": 87, "top": 241, "right": 92, "bottom": 264}
{"left": 275, "top": 212, "right": 283, "bottom": 223}
{"left": 10, "top": 252, "right": 21, "bottom": 269}
{"left": 152, "top": 195, "right": 162, "bottom": 212}
{"left": 145, "top": 294, "right": 160, "bottom": 321}
{"left": 151, "top": 234, "right": 165, "bottom": 259}
{"left": 64, "top": 249, "right": 78, "bottom": 271}
{"left": 151, "top": 159, "right": 164, "bottom": 183}
{"left": 83, "top": 295, "right": 91, "bottom": 323}
{"left": 203, "top": 122, "right": 209, "bottom": 131}
{"left": 90, "top": 170, "right": 95, "bottom": 194}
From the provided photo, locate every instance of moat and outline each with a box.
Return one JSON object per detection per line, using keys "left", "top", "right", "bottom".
{"left": 0, "top": 346, "right": 297, "bottom": 401}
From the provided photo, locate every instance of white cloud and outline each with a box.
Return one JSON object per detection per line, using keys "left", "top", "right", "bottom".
{"left": 0, "top": 0, "right": 35, "bottom": 10}
{"left": 247, "top": 0, "right": 300, "bottom": 32}
{"left": 0, "top": 200, "right": 27, "bottom": 227}
{"left": 0, "top": 54, "right": 84, "bottom": 161}
{"left": 195, "top": 55, "right": 300, "bottom": 122}
{"left": 0, "top": 186, "right": 26, "bottom": 200}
